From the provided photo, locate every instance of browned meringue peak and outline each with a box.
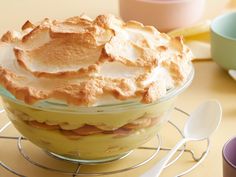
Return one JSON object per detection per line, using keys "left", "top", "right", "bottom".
{"left": 0, "top": 14, "right": 193, "bottom": 106}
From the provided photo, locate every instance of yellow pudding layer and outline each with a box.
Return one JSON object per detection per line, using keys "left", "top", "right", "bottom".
{"left": 2, "top": 96, "right": 175, "bottom": 160}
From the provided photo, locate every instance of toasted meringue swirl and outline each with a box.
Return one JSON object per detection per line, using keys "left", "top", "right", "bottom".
{"left": 0, "top": 14, "right": 193, "bottom": 106}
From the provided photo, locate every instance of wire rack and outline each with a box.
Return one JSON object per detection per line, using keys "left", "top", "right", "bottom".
{"left": 0, "top": 107, "right": 210, "bottom": 177}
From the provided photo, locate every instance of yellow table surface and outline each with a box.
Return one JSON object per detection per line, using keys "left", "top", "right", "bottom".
{"left": 0, "top": 1, "right": 236, "bottom": 177}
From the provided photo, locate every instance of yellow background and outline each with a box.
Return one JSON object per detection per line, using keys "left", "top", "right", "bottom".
{"left": 0, "top": 0, "right": 233, "bottom": 34}
{"left": 0, "top": 0, "right": 236, "bottom": 177}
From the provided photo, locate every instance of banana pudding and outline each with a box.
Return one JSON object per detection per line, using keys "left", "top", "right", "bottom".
{"left": 0, "top": 14, "right": 193, "bottom": 162}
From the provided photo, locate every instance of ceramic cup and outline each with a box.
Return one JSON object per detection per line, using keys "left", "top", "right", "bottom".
{"left": 222, "top": 137, "right": 236, "bottom": 177}
{"left": 211, "top": 12, "right": 236, "bottom": 70}
{"left": 119, "top": 0, "right": 206, "bottom": 32}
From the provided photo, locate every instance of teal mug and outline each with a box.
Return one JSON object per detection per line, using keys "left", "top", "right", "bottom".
{"left": 211, "top": 12, "right": 236, "bottom": 70}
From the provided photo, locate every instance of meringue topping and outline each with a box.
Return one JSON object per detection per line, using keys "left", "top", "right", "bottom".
{"left": 0, "top": 14, "right": 193, "bottom": 106}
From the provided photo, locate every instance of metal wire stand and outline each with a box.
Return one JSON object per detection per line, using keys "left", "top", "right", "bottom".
{"left": 0, "top": 107, "right": 210, "bottom": 177}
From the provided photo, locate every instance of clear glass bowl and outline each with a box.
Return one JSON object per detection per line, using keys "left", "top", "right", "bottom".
{"left": 0, "top": 64, "right": 194, "bottom": 163}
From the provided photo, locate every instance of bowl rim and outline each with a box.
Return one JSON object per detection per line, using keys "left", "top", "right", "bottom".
{"left": 211, "top": 11, "right": 236, "bottom": 41}
{"left": 0, "top": 63, "right": 194, "bottom": 113}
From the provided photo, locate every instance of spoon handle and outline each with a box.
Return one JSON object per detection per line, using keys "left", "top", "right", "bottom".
{"left": 140, "top": 138, "right": 188, "bottom": 177}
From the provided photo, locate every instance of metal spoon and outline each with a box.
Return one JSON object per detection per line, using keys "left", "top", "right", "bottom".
{"left": 141, "top": 100, "right": 222, "bottom": 177}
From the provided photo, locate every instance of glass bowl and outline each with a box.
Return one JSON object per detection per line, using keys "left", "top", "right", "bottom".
{"left": 0, "top": 64, "right": 194, "bottom": 163}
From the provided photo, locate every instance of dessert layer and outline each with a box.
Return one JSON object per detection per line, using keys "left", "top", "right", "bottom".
{"left": 0, "top": 14, "right": 193, "bottom": 106}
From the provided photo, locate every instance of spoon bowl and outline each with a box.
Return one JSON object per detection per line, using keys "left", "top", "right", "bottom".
{"left": 184, "top": 100, "right": 222, "bottom": 140}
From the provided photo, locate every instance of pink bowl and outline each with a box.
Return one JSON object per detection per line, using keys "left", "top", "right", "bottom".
{"left": 119, "top": 0, "right": 206, "bottom": 32}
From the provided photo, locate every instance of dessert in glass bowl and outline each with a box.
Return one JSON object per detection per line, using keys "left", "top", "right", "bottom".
{"left": 0, "top": 14, "right": 194, "bottom": 163}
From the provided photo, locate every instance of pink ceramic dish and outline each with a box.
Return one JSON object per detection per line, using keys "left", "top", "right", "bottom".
{"left": 119, "top": 0, "right": 206, "bottom": 32}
